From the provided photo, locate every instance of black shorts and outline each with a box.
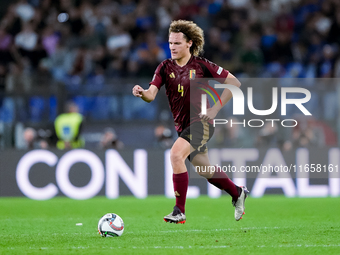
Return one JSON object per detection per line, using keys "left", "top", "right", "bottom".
{"left": 178, "top": 121, "right": 214, "bottom": 161}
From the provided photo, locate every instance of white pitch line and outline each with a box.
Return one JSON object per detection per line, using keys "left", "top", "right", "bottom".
{"left": 8, "top": 244, "right": 339, "bottom": 250}
{"left": 80, "top": 244, "right": 340, "bottom": 249}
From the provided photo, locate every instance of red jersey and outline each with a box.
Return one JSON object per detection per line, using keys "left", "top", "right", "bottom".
{"left": 150, "top": 55, "right": 229, "bottom": 132}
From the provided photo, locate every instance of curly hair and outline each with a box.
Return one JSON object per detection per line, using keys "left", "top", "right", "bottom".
{"left": 169, "top": 20, "right": 204, "bottom": 56}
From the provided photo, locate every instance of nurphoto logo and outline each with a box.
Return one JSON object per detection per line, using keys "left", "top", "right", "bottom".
{"left": 199, "top": 81, "right": 312, "bottom": 128}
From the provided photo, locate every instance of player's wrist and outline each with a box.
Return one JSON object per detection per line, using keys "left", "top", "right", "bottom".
{"left": 211, "top": 104, "right": 221, "bottom": 113}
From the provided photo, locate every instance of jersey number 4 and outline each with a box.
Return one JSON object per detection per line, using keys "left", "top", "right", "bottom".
{"left": 178, "top": 84, "right": 184, "bottom": 97}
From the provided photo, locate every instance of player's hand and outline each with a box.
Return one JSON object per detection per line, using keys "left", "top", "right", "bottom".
{"left": 199, "top": 107, "right": 218, "bottom": 121}
{"left": 132, "top": 85, "right": 144, "bottom": 97}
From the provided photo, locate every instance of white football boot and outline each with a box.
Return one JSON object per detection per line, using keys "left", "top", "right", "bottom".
{"left": 233, "top": 186, "right": 249, "bottom": 221}
{"left": 164, "top": 206, "right": 186, "bottom": 224}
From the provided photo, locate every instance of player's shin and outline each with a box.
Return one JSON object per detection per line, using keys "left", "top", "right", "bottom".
{"left": 207, "top": 166, "right": 241, "bottom": 199}
{"left": 173, "top": 172, "right": 189, "bottom": 213}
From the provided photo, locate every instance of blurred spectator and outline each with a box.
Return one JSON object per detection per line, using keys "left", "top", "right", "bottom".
{"left": 14, "top": 20, "right": 48, "bottom": 72}
{"left": 192, "top": 5, "right": 211, "bottom": 32}
{"left": 224, "top": 118, "right": 253, "bottom": 148}
{"left": 67, "top": 6, "right": 85, "bottom": 36}
{"left": 2, "top": 4, "right": 22, "bottom": 37}
{"left": 327, "top": 6, "right": 340, "bottom": 45}
{"left": 6, "top": 62, "right": 32, "bottom": 93}
{"left": 64, "top": 45, "right": 92, "bottom": 89}
{"left": 275, "top": 3, "right": 295, "bottom": 35}
{"left": 54, "top": 101, "right": 84, "bottom": 150}
{"left": 209, "top": 118, "right": 253, "bottom": 148}
{"left": 128, "top": 30, "right": 166, "bottom": 77}
{"left": 106, "top": 24, "right": 132, "bottom": 57}
{"left": 105, "top": 22, "right": 131, "bottom": 78}
{"left": 41, "top": 25, "right": 60, "bottom": 56}
{"left": 0, "top": 64, "right": 7, "bottom": 92}
{"left": 15, "top": 0, "right": 35, "bottom": 23}
{"left": 43, "top": 39, "right": 71, "bottom": 82}
{"left": 252, "top": 0, "right": 275, "bottom": 25}
{"left": 99, "top": 127, "right": 124, "bottom": 150}
{"left": 0, "top": 27, "right": 12, "bottom": 51}
{"left": 283, "top": 116, "right": 326, "bottom": 150}
{"left": 204, "top": 27, "right": 223, "bottom": 61}
{"left": 256, "top": 121, "right": 279, "bottom": 147}
{"left": 14, "top": 21, "right": 38, "bottom": 53}
{"left": 213, "top": 1, "right": 231, "bottom": 31}
{"left": 156, "top": 0, "right": 176, "bottom": 38}
{"left": 260, "top": 24, "right": 277, "bottom": 63}
{"left": 134, "top": 2, "right": 155, "bottom": 32}
{"left": 228, "top": 0, "right": 251, "bottom": 10}
{"left": 22, "top": 127, "right": 48, "bottom": 150}
{"left": 80, "top": 24, "right": 102, "bottom": 49}
{"left": 87, "top": 45, "right": 108, "bottom": 89}
{"left": 154, "top": 124, "right": 174, "bottom": 149}
{"left": 239, "top": 34, "right": 263, "bottom": 76}
{"left": 92, "top": 0, "right": 115, "bottom": 37}
{"left": 314, "top": 12, "right": 331, "bottom": 38}
{"left": 317, "top": 44, "right": 336, "bottom": 77}
{"left": 120, "top": 0, "right": 137, "bottom": 16}
{"left": 175, "top": 0, "right": 199, "bottom": 20}
{"left": 269, "top": 32, "right": 294, "bottom": 65}
{"left": 305, "top": 32, "right": 324, "bottom": 64}
{"left": 23, "top": 127, "right": 36, "bottom": 149}
{"left": 69, "top": 45, "right": 92, "bottom": 76}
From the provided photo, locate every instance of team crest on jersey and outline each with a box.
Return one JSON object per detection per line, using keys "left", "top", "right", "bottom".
{"left": 169, "top": 72, "right": 175, "bottom": 78}
{"left": 189, "top": 69, "right": 196, "bottom": 80}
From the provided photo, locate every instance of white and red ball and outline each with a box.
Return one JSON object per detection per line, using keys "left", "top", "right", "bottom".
{"left": 98, "top": 213, "right": 124, "bottom": 237}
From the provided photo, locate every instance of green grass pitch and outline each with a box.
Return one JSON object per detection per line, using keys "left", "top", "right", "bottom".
{"left": 0, "top": 195, "right": 339, "bottom": 255}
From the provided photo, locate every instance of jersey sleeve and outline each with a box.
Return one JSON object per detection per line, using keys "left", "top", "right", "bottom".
{"left": 149, "top": 61, "right": 166, "bottom": 89}
{"left": 199, "top": 58, "right": 229, "bottom": 80}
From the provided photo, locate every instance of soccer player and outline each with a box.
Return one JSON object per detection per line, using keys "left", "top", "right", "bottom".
{"left": 132, "top": 20, "right": 248, "bottom": 224}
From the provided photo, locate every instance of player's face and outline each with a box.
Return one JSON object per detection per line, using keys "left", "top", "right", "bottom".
{"left": 169, "top": 32, "right": 192, "bottom": 61}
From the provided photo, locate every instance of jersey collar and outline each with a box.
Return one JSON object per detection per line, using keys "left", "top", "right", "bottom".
{"left": 173, "top": 54, "right": 194, "bottom": 67}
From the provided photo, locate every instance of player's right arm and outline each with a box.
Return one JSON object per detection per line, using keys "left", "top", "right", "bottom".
{"left": 133, "top": 60, "right": 165, "bottom": 102}
{"left": 132, "top": 84, "right": 159, "bottom": 103}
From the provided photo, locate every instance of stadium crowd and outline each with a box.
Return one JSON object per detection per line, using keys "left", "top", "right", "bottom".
{"left": 0, "top": 0, "right": 340, "bottom": 85}
{"left": 0, "top": 0, "right": 340, "bottom": 149}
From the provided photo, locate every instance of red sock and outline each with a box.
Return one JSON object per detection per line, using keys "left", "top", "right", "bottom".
{"left": 208, "top": 167, "right": 240, "bottom": 199}
{"left": 173, "top": 172, "right": 189, "bottom": 214}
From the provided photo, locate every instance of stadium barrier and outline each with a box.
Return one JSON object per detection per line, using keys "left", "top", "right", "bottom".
{"left": 0, "top": 148, "right": 339, "bottom": 199}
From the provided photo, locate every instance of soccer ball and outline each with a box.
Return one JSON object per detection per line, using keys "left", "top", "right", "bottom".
{"left": 98, "top": 213, "right": 124, "bottom": 237}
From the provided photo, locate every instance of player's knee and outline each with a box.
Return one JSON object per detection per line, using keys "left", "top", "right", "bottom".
{"left": 170, "top": 149, "right": 185, "bottom": 165}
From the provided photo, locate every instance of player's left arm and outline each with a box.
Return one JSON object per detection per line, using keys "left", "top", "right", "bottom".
{"left": 200, "top": 72, "right": 241, "bottom": 121}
